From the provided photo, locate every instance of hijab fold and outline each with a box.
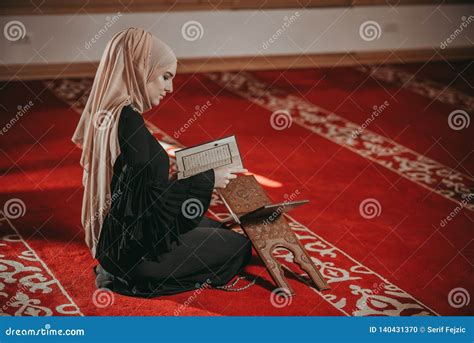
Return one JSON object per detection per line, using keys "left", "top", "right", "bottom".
{"left": 72, "top": 27, "right": 177, "bottom": 257}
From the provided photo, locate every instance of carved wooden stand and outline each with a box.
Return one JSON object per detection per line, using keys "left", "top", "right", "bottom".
{"left": 217, "top": 175, "right": 330, "bottom": 296}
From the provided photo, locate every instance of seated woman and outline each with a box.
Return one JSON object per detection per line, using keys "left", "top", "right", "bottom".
{"left": 71, "top": 27, "right": 252, "bottom": 297}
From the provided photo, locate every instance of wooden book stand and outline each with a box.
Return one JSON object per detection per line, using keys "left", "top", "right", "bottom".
{"left": 217, "top": 175, "right": 330, "bottom": 296}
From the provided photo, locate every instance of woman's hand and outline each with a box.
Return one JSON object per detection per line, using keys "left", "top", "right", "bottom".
{"left": 213, "top": 166, "right": 248, "bottom": 189}
{"left": 169, "top": 171, "right": 178, "bottom": 181}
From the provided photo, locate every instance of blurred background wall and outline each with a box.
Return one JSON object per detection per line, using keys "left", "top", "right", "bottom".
{"left": 1, "top": 1, "right": 473, "bottom": 79}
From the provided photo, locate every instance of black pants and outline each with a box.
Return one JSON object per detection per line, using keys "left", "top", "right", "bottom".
{"left": 95, "top": 217, "right": 253, "bottom": 297}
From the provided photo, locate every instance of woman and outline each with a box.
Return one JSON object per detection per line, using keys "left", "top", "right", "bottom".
{"left": 72, "top": 27, "right": 252, "bottom": 297}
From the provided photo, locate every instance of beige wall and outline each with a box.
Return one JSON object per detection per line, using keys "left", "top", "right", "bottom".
{"left": 1, "top": 4, "right": 473, "bottom": 65}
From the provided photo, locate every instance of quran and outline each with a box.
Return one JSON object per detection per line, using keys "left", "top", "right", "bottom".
{"left": 175, "top": 135, "right": 243, "bottom": 180}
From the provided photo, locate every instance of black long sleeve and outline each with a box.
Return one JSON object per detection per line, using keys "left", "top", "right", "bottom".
{"left": 96, "top": 105, "right": 215, "bottom": 277}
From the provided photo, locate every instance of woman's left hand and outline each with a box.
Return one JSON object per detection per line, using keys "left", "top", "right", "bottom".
{"left": 169, "top": 171, "right": 178, "bottom": 181}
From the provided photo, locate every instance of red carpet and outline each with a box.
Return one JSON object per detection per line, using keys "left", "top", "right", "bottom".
{"left": 0, "top": 60, "right": 472, "bottom": 316}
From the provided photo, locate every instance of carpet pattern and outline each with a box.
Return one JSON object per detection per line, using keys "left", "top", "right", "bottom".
{"left": 0, "top": 61, "right": 472, "bottom": 316}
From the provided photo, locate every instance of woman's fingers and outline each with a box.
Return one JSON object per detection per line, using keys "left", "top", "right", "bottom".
{"left": 216, "top": 166, "right": 248, "bottom": 174}
{"left": 213, "top": 166, "right": 249, "bottom": 189}
{"left": 229, "top": 167, "right": 248, "bottom": 174}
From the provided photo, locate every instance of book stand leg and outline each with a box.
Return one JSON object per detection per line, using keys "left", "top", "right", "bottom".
{"left": 217, "top": 175, "right": 330, "bottom": 296}
{"left": 242, "top": 218, "right": 330, "bottom": 295}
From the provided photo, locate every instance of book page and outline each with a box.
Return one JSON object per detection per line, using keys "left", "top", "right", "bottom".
{"left": 175, "top": 135, "right": 243, "bottom": 179}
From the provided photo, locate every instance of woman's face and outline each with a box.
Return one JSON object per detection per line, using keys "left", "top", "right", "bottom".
{"left": 147, "top": 61, "right": 177, "bottom": 107}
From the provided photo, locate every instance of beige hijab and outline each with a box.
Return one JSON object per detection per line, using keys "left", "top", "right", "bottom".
{"left": 72, "top": 27, "right": 177, "bottom": 257}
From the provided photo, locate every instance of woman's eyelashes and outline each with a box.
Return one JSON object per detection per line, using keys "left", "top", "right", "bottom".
{"left": 163, "top": 72, "right": 174, "bottom": 81}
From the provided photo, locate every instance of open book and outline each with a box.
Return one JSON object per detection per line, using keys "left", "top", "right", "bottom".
{"left": 175, "top": 135, "right": 243, "bottom": 180}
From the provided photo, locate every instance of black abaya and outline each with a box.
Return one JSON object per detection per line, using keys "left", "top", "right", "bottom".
{"left": 93, "top": 104, "right": 252, "bottom": 297}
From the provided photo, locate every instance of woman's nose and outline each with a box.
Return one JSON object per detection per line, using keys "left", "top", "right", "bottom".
{"left": 165, "top": 82, "right": 173, "bottom": 94}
